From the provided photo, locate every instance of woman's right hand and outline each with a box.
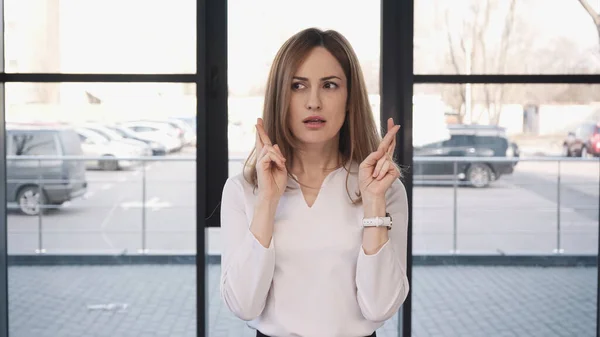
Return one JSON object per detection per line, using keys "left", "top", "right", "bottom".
{"left": 255, "top": 118, "right": 288, "bottom": 201}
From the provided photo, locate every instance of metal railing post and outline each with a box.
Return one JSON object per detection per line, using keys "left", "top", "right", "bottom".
{"left": 554, "top": 160, "right": 563, "bottom": 254}
{"left": 141, "top": 160, "right": 147, "bottom": 254}
{"left": 452, "top": 160, "right": 458, "bottom": 254}
{"left": 36, "top": 158, "right": 45, "bottom": 254}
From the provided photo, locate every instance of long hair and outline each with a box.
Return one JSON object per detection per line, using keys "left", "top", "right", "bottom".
{"left": 243, "top": 28, "right": 392, "bottom": 204}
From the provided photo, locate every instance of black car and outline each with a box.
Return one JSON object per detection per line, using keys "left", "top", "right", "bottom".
{"left": 414, "top": 124, "right": 519, "bottom": 188}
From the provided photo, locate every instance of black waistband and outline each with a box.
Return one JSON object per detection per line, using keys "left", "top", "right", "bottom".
{"left": 256, "top": 331, "right": 376, "bottom": 337}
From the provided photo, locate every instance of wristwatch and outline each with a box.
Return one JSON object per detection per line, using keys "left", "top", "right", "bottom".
{"left": 362, "top": 212, "right": 393, "bottom": 230}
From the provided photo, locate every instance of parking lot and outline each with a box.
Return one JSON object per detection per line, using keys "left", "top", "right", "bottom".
{"left": 6, "top": 149, "right": 599, "bottom": 255}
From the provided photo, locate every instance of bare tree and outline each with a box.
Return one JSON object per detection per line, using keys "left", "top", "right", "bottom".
{"left": 578, "top": 0, "right": 600, "bottom": 50}
{"left": 444, "top": 0, "right": 517, "bottom": 125}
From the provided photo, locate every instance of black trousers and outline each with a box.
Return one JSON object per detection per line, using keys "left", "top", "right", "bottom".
{"left": 256, "top": 331, "right": 376, "bottom": 337}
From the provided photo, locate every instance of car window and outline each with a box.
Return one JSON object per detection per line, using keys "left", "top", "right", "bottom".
{"left": 11, "top": 132, "right": 59, "bottom": 156}
{"left": 131, "top": 126, "right": 157, "bottom": 132}
{"left": 88, "top": 126, "right": 123, "bottom": 140}
{"left": 109, "top": 127, "right": 128, "bottom": 137}
{"left": 474, "top": 136, "right": 508, "bottom": 150}
{"left": 421, "top": 140, "right": 444, "bottom": 148}
{"left": 444, "top": 135, "right": 474, "bottom": 147}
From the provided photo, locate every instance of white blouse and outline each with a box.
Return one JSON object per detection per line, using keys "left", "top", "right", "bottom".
{"left": 220, "top": 161, "right": 410, "bottom": 337}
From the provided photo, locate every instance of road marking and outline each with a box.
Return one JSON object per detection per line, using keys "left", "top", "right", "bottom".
{"left": 100, "top": 195, "right": 126, "bottom": 251}
{"left": 120, "top": 197, "right": 171, "bottom": 211}
{"left": 87, "top": 303, "right": 128, "bottom": 312}
{"left": 82, "top": 192, "right": 95, "bottom": 199}
{"left": 118, "top": 176, "right": 127, "bottom": 182}
{"left": 101, "top": 184, "right": 113, "bottom": 190}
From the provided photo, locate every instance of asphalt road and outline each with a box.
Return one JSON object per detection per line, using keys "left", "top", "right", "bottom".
{"left": 7, "top": 151, "right": 599, "bottom": 255}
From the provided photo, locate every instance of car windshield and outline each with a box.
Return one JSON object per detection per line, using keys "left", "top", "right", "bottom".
{"left": 86, "top": 126, "right": 124, "bottom": 140}
{"left": 107, "top": 126, "right": 136, "bottom": 138}
{"left": 81, "top": 129, "right": 110, "bottom": 143}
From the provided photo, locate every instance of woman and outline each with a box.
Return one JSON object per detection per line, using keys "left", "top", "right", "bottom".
{"left": 220, "top": 28, "right": 409, "bottom": 337}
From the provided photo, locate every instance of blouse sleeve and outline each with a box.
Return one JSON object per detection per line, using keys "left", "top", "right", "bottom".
{"left": 219, "top": 177, "right": 276, "bottom": 321}
{"left": 355, "top": 178, "right": 410, "bottom": 322}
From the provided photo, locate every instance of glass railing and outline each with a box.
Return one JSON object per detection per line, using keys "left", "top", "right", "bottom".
{"left": 6, "top": 155, "right": 598, "bottom": 256}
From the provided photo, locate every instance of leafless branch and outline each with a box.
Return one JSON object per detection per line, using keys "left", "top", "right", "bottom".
{"left": 445, "top": 9, "right": 466, "bottom": 122}
{"left": 577, "top": 0, "right": 600, "bottom": 50}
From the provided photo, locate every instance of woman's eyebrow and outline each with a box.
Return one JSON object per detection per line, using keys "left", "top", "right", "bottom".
{"left": 292, "top": 76, "right": 342, "bottom": 81}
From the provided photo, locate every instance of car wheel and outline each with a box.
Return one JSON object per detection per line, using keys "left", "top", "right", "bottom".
{"left": 562, "top": 144, "right": 571, "bottom": 157}
{"left": 17, "top": 185, "right": 45, "bottom": 216}
{"left": 99, "top": 155, "right": 119, "bottom": 171}
{"left": 467, "top": 163, "right": 492, "bottom": 188}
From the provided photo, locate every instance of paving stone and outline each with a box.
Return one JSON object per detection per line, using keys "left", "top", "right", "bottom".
{"left": 5, "top": 264, "right": 596, "bottom": 337}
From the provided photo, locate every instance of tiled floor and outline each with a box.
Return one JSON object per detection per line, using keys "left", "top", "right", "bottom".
{"left": 7, "top": 264, "right": 597, "bottom": 337}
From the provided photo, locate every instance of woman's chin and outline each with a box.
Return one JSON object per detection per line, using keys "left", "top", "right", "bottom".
{"left": 296, "top": 134, "right": 338, "bottom": 147}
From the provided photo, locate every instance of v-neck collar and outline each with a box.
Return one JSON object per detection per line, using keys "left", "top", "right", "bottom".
{"left": 289, "top": 161, "right": 352, "bottom": 209}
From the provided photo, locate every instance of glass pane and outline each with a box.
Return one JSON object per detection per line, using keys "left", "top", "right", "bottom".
{"left": 7, "top": 82, "right": 197, "bottom": 336}
{"left": 412, "top": 83, "right": 598, "bottom": 336}
{"left": 4, "top": 0, "right": 196, "bottom": 74}
{"left": 222, "top": 0, "right": 390, "bottom": 335}
{"left": 415, "top": 0, "right": 600, "bottom": 74}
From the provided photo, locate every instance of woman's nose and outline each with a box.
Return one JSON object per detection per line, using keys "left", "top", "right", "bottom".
{"left": 306, "top": 90, "right": 322, "bottom": 110}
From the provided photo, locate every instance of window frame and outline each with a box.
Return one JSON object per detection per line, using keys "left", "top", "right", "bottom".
{"left": 0, "top": 1, "right": 598, "bottom": 336}
{"left": 0, "top": 1, "right": 228, "bottom": 336}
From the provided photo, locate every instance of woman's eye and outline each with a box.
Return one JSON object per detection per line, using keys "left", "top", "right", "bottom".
{"left": 292, "top": 82, "right": 305, "bottom": 90}
{"left": 324, "top": 81, "right": 338, "bottom": 89}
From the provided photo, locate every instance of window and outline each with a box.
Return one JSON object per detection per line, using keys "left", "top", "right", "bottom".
{"left": 4, "top": 0, "right": 196, "bottom": 74}
{"left": 412, "top": 83, "right": 598, "bottom": 336}
{"left": 225, "top": 0, "right": 387, "bottom": 335}
{"left": 5, "top": 83, "right": 198, "bottom": 336}
{"left": 414, "top": 0, "right": 600, "bottom": 74}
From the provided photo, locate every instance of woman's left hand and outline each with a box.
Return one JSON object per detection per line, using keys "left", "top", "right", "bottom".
{"left": 359, "top": 118, "right": 401, "bottom": 201}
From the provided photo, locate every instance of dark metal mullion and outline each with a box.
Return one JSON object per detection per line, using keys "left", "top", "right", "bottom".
{"left": 0, "top": 85, "right": 6, "bottom": 337}
{"left": 196, "top": 0, "right": 207, "bottom": 336}
{"left": 204, "top": 0, "right": 228, "bottom": 229}
{"left": 381, "top": 0, "right": 414, "bottom": 336}
{"left": 196, "top": 0, "right": 228, "bottom": 336}
{"left": 0, "top": 73, "right": 195, "bottom": 83}
{"left": 414, "top": 74, "right": 600, "bottom": 84}
{"left": 0, "top": 0, "right": 8, "bottom": 335}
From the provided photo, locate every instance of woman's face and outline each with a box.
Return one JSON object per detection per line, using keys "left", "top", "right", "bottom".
{"left": 288, "top": 47, "right": 348, "bottom": 148}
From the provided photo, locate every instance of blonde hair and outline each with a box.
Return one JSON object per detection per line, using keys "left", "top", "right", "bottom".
{"left": 243, "top": 27, "right": 395, "bottom": 204}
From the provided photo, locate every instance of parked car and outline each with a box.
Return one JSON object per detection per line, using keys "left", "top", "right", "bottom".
{"left": 171, "top": 116, "right": 196, "bottom": 132}
{"left": 413, "top": 124, "right": 519, "bottom": 188}
{"left": 79, "top": 123, "right": 153, "bottom": 156}
{"left": 6, "top": 124, "right": 88, "bottom": 215}
{"left": 75, "top": 128, "right": 147, "bottom": 171}
{"left": 134, "top": 119, "right": 195, "bottom": 146}
{"left": 563, "top": 122, "right": 600, "bottom": 158}
{"left": 167, "top": 118, "right": 197, "bottom": 145}
{"left": 118, "top": 121, "right": 184, "bottom": 152}
{"left": 103, "top": 124, "right": 167, "bottom": 156}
